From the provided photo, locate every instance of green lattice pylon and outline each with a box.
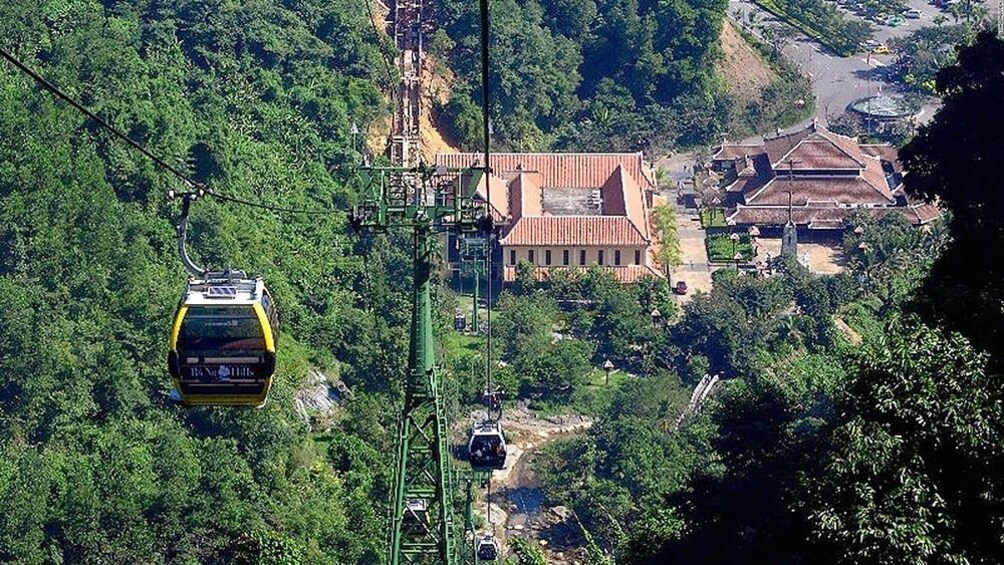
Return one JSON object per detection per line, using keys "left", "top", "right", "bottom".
{"left": 460, "top": 237, "right": 489, "bottom": 333}
{"left": 351, "top": 165, "right": 488, "bottom": 565}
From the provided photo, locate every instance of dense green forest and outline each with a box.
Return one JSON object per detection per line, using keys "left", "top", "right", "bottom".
{"left": 432, "top": 0, "right": 734, "bottom": 152}
{"left": 1, "top": 0, "right": 1003, "bottom": 562}
{"left": 528, "top": 33, "right": 1004, "bottom": 565}
{"left": 0, "top": 0, "right": 407, "bottom": 562}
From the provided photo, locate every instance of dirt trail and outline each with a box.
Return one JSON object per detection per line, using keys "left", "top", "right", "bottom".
{"left": 466, "top": 405, "right": 594, "bottom": 563}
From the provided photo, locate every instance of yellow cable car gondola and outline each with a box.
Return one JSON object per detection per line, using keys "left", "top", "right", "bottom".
{"left": 168, "top": 273, "right": 278, "bottom": 406}
{"left": 167, "top": 190, "right": 278, "bottom": 407}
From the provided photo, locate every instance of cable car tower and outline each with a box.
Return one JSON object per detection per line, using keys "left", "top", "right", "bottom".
{"left": 460, "top": 236, "right": 489, "bottom": 333}
{"left": 351, "top": 164, "right": 491, "bottom": 565}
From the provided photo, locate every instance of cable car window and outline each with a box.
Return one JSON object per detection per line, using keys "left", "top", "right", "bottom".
{"left": 180, "top": 306, "right": 265, "bottom": 352}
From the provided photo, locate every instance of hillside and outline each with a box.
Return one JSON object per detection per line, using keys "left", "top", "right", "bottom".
{"left": 0, "top": 1, "right": 400, "bottom": 562}
{"left": 433, "top": 0, "right": 730, "bottom": 153}
{"left": 718, "top": 20, "right": 777, "bottom": 105}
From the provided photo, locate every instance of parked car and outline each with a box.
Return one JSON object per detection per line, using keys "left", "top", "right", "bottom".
{"left": 873, "top": 43, "right": 891, "bottom": 54}
{"left": 904, "top": 8, "right": 922, "bottom": 17}
{"left": 674, "top": 281, "right": 688, "bottom": 295}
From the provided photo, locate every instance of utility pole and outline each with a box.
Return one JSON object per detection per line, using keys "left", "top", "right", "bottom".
{"left": 352, "top": 164, "right": 491, "bottom": 565}
{"left": 782, "top": 160, "right": 799, "bottom": 257}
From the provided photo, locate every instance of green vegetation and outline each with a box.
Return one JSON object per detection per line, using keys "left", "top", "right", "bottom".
{"left": 901, "top": 32, "right": 1004, "bottom": 366}
{"left": 0, "top": 0, "right": 1001, "bottom": 563}
{"left": 752, "top": 0, "right": 873, "bottom": 55}
{"left": 0, "top": 0, "right": 400, "bottom": 561}
{"left": 728, "top": 20, "right": 816, "bottom": 135}
{"left": 508, "top": 536, "right": 547, "bottom": 565}
{"left": 699, "top": 207, "right": 728, "bottom": 228}
{"left": 705, "top": 232, "right": 755, "bottom": 262}
{"left": 889, "top": 23, "right": 968, "bottom": 93}
{"left": 651, "top": 204, "right": 682, "bottom": 281}
{"left": 533, "top": 34, "right": 1004, "bottom": 565}
{"left": 435, "top": 0, "right": 730, "bottom": 152}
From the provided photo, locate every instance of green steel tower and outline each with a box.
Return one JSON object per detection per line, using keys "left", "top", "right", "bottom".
{"left": 460, "top": 236, "right": 489, "bottom": 333}
{"left": 352, "top": 164, "right": 490, "bottom": 565}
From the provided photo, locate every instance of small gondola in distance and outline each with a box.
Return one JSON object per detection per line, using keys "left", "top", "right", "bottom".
{"left": 477, "top": 533, "right": 501, "bottom": 561}
{"left": 468, "top": 419, "right": 507, "bottom": 471}
{"left": 168, "top": 273, "right": 278, "bottom": 407}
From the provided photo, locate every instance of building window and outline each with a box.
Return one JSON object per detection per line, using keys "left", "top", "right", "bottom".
{"left": 545, "top": 250, "right": 552, "bottom": 265}
{"left": 598, "top": 250, "right": 605, "bottom": 265}
{"left": 634, "top": 250, "right": 641, "bottom": 265}
{"left": 510, "top": 250, "right": 516, "bottom": 265}
{"left": 528, "top": 250, "right": 535, "bottom": 264}
{"left": 563, "top": 250, "right": 569, "bottom": 266}
{"left": 614, "top": 250, "right": 621, "bottom": 266}
{"left": 579, "top": 250, "right": 586, "bottom": 265}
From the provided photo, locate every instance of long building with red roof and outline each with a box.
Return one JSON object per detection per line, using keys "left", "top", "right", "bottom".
{"left": 712, "top": 121, "right": 940, "bottom": 231}
{"left": 436, "top": 152, "right": 663, "bottom": 283}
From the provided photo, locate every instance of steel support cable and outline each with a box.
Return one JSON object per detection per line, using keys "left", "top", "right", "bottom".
{"left": 477, "top": 0, "right": 498, "bottom": 534}
{"left": 0, "top": 46, "right": 339, "bottom": 217}
{"left": 480, "top": 0, "right": 493, "bottom": 411}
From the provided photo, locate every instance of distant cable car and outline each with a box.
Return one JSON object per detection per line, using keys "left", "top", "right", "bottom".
{"left": 402, "top": 498, "right": 430, "bottom": 535}
{"left": 468, "top": 420, "right": 507, "bottom": 470}
{"left": 168, "top": 273, "right": 278, "bottom": 407}
{"left": 477, "top": 533, "right": 501, "bottom": 561}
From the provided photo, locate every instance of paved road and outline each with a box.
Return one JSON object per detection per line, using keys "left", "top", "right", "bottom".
{"left": 730, "top": 0, "right": 888, "bottom": 131}
{"left": 728, "top": 0, "right": 993, "bottom": 137}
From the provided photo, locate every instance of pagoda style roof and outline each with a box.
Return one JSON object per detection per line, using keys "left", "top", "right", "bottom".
{"left": 712, "top": 121, "right": 939, "bottom": 229}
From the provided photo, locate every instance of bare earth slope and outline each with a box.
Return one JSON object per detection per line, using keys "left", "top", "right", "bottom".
{"left": 718, "top": 19, "right": 776, "bottom": 104}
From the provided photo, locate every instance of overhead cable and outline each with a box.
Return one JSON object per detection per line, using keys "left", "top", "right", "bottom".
{"left": 0, "top": 46, "right": 340, "bottom": 217}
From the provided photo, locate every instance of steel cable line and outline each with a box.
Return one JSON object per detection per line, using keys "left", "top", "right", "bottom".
{"left": 0, "top": 46, "right": 341, "bottom": 217}
{"left": 478, "top": 0, "right": 498, "bottom": 535}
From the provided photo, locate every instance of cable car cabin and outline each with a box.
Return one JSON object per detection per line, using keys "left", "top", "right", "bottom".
{"left": 468, "top": 420, "right": 507, "bottom": 471}
{"left": 477, "top": 534, "right": 501, "bottom": 561}
{"left": 402, "top": 498, "right": 430, "bottom": 535}
{"left": 168, "top": 275, "right": 278, "bottom": 407}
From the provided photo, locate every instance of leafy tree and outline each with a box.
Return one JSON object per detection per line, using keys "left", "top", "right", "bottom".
{"left": 651, "top": 204, "right": 683, "bottom": 283}
{"left": 805, "top": 320, "right": 1004, "bottom": 564}
{"left": 435, "top": 0, "right": 730, "bottom": 151}
{"left": 900, "top": 32, "right": 1004, "bottom": 364}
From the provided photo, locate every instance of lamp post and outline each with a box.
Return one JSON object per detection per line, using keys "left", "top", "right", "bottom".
{"left": 734, "top": 251, "right": 744, "bottom": 271}
{"left": 650, "top": 308, "right": 662, "bottom": 328}
{"left": 729, "top": 231, "right": 740, "bottom": 265}
{"left": 603, "top": 359, "right": 614, "bottom": 386}
{"left": 748, "top": 225, "right": 760, "bottom": 258}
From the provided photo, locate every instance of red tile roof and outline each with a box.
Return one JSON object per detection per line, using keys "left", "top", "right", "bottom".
{"left": 744, "top": 176, "right": 895, "bottom": 207}
{"left": 743, "top": 122, "right": 869, "bottom": 171}
{"left": 728, "top": 204, "right": 939, "bottom": 227}
{"left": 436, "top": 153, "right": 654, "bottom": 191}
{"left": 510, "top": 172, "right": 543, "bottom": 218}
{"left": 907, "top": 203, "right": 942, "bottom": 224}
{"left": 602, "top": 165, "right": 650, "bottom": 239}
{"left": 860, "top": 145, "right": 902, "bottom": 172}
{"left": 503, "top": 264, "right": 663, "bottom": 283}
{"left": 712, "top": 144, "right": 763, "bottom": 161}
{"left": 473, "top": 172, "right": 510, "bottom": 222}
{"left": 500, "top": 216, "right": 648, "bottom": 246}
{"left": 763, "top": 127, "right": 812, "bottom": 166}
{"left": 782, "top": 137, "right": 866, "bottom": 169}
